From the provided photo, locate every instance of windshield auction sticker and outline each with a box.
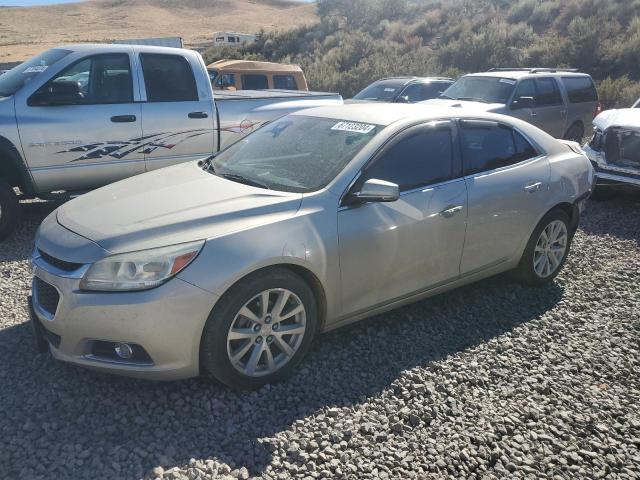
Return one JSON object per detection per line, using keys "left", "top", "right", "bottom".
{"left": 23, "top": 66, "right": 48, "bottom": 74}
{"left": 331, "top": 121, "right": 376, "bottom": 134}
{"left": 499, "top": 78, "right": 516, "bottom": 84}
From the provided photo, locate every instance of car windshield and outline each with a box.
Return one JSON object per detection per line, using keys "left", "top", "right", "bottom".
{"left": 0, "top": 48, "right": 72, "bottom": 97}
{"left": 353, "top": 81, "right": 404, "bottom": 101}
{"left": 211, "top": 115, "right": 381, "bottom": 193}
{"left": 441, "top": 76, "right": 516, "bottom": 104}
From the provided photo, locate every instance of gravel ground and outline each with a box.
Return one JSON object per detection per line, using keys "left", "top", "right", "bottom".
{"left": 1, "top": 196, "right": 639, "bottom": 480}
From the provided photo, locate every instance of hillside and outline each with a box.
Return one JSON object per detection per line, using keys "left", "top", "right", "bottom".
{"left": 0, "top": 0, "right": 316, "bottom": 62}
{"left": 206, "top": 0, "right": 640, "bottom": 108}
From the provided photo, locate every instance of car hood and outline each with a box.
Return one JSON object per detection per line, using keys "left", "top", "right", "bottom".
{"left": 56, "top": 161, "right": 303, "bottom": 254}
{"left": 593, "top": 108, "right": 640, "bottom": 130}
{"left": 420, "top": 98, "right": 505, "bottom": 112}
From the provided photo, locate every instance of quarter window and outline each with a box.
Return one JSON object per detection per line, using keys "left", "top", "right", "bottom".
{"left": 242, "top": 74, "right": 268, "bottom": 90}
{"left": 561, "top": 76, "right": 598, "bottom": 103}
{"left": 273, "top": 75, "right": 298, "bottom": 90}
{"left": 360, "top": 126, "right": 454, "bottom": 192}
{"left": 140, "top": 53, "right": 198, "bottom": 102}
{"left": 534, "top": 77, "right": 563, "bottom": 106}
{"left": 461, "top": 122, "right": 538, "bottom": 175}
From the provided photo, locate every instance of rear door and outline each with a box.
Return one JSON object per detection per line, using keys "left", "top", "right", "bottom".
{"left": 138, "top": 52, "right": 215, "bottom": 171}
{"left": 532, "top": 77, "right": 566, "bottom": 137}
{"left": 459, "top": 120, "right": 550, "bottom": 274}
{"left": 337, "top": 121, "right": 467, "bottom": 316}
{"left": 15, "top": 51, "right": 144, "bottom": 193}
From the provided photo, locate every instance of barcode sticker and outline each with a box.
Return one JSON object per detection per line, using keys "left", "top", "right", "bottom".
{"left": 331, "top": 121, "right": 376, "bottom": 134}
{"left": 499, "top": 78, "right": 516, "bottom": 85}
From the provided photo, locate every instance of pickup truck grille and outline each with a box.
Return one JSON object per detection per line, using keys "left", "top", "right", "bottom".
{"left": 38, "top": 249, "right": 83, "bottom": 272}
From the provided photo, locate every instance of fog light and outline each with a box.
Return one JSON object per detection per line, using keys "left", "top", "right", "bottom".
{"left": 114, "top": 343, "right": 133, "bottom": 359}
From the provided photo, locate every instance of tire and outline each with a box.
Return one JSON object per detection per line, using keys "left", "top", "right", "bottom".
{"left": 0, "top": 179, "right": 20, "bottom": 242}
{"left": 590, "top": 184, "right": 617, "bottom": 201}
{"left": 516, "top": 209, "right": 573, "bottom": 286}
{"left": 200, "top": 267, "right": 318, "bottom": 389}
{"left": 563, "top": 123, "right": 584, "bottom": 143}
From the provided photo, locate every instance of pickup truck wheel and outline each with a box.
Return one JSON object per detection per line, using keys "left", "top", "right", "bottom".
{"left": 563, "top": 123, "right": 584, "bottom": 143}
{"left": 0, "top": 180, "right": 20, "bottom": 242}
{"left": 200, "top": 268, "right": 317, "bottom": 389}
{"left": 517, "top": 209, "right": 572, "bottom": 286}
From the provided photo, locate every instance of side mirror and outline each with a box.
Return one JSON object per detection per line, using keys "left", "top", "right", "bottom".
{"left": 349, "top": 178, "right": 400, "bottom": 205}
{"left": 396, "top": 95, "right": 410, "bottom": 103}
{"left": 511, "top": 96, "right": 534, "bottom": 110}
{"left": 29, "top": 80, "right": 84, "bottom": 106}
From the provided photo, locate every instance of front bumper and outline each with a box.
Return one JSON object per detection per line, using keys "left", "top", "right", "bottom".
{"left": 583, "top": 145, "right": 640, "bottom": 188}
{"left": 31, "top": 251, "right": 218, "bottom": 381}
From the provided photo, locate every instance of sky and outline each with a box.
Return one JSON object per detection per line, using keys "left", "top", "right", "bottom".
{"left": 0, "top": 0, "right": 83, "bottom": 5}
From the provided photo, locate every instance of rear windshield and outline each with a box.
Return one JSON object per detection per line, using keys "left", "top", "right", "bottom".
{"left": 0, "top": 48, "right": 72, "bottom": 97}
{"left": 441, "top": 76, "right": 516, "bottom": 104}
{"left": 561, "top": 76, "right": 598, "bottom": 103}
{"left": 211, "top": 115, "right": 381, "bottom": 192}
{"left": 353, "top": 81, "right": 404, "bottom": 101}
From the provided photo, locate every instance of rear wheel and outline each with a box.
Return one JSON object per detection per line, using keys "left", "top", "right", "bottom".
{"left": 517, "top": 209, "right": 572, "bottom": 286}
{"left": 200, "top": 268, "right": 317, "bottom": 389}
{"left": 0, "top": 180, "right": 20, "bottom": 242}
{"left": 563, "top": 123, "right": 584, "bottom": 143}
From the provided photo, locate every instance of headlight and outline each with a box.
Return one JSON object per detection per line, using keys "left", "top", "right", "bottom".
{"left": 80, "top": 240, "right": 204, "bottom": 292}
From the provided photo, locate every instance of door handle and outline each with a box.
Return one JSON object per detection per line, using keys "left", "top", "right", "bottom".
{"left": 524, "top": 182, "right": 542, "bottom": 193}
{"left": 439, "top": 205, "right": 464, "bottom": 218}
{"left": 530, "top": 111, "right": 537, "bottom": 117}
{"left": 188, "top": 111, "right": 209, "bottom": 119}
{"left": 110, "top": 115, "right": 136, "bottom": 123}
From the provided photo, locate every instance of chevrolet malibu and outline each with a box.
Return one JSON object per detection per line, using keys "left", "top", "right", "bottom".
{"left": 30, "top": 104, "right": 594, "bottom": 389}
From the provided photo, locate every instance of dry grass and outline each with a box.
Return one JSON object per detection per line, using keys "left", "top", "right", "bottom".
{"left": 0, "top": 0, "right": 317, "bottom": 62}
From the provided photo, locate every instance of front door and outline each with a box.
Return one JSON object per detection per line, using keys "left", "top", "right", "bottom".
{"left": 16, "top": 52, "right": 144, "bottom": 192}
{"left": 138, "top": 52, "right": 215, "bottom": 171}
{"left": 458, "top": 120, "right": 550, "bottom": 274}
{"left": 337, "top": 121, "right": 467, "bottom": 317}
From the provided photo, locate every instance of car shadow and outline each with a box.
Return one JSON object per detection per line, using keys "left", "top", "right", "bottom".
{"left": 580, "top": 192, "right": 640, "bottom": 243}
{"left": 0, "top": 271, "right": 564, "bottom": 478}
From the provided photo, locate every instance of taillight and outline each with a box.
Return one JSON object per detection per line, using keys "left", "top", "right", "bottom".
{"left": 595, "top": 101, "right": 603, "bottom": 117}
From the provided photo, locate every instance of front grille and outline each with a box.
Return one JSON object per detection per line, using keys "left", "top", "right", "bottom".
{"left": 38, "top": 249, "right": 83, "bottom": 272}
{"left": 34, "top": 277, "right": 60, "bottom": 317}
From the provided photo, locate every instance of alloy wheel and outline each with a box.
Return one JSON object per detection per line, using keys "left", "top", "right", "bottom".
{"left": 226, "top": 288, "right": 306, "bottom": 377}
{"left": 533, "top": 220, "right": 568, "bottom": 278}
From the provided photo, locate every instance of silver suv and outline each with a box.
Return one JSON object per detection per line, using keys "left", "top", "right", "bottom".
{"left": 424, "top": 68, "right": 600, "bottom": 142}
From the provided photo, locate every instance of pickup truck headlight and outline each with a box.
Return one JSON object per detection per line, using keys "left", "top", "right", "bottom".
{"left": 80, "top": 241, "right": 204, "bottom": 292}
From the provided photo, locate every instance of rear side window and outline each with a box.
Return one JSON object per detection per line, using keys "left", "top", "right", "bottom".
{"left": 140, "top": 53, "right": 198, "bottom": 102}
{"left": 461, "top": 122, "right": 538, "bottom": 175}
{"left": 534, "top": 78, "right": 563, "bottom": 106}
{"left": 361, "top": 126, "right": 453, "bottom": 191}
{"left": 273, "top": 75, "right": 298, "bottom": 90}
{"left": 242, "top": 74, "right": 268, "bottom": 90}
{"left": 562, "top": 76, "right": 598, "bottom": 103}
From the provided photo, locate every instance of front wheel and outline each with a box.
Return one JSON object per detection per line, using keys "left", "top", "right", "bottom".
{"left": 200, "top": 268, "right": 317, "bottom": 389}
{"left": 0, "top": 180, "right": 20, "bottom": 242}
{"left": 517, "top": 209, "right": 572, "bottom": 286}
{"left": 563, "top": 123, "right": 584, "bottom": 143}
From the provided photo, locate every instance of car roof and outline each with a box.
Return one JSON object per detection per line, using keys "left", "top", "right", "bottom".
{"left": 467, "top": 70, "right": 592, "bottom": 80}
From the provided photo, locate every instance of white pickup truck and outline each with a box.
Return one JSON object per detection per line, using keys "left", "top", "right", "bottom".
{"left": 0, "top": 44, "right": 342, "bottom": 239}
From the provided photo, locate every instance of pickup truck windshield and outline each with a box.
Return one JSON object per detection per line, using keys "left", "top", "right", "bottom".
{"left": 0, "top": 48, "right": 72, "bottom": 97}
{"left": 441, "top": 76, "right": 516, "bottom": 104}
{"left": 211, "top": 115, "right": 380, "bottom": 193}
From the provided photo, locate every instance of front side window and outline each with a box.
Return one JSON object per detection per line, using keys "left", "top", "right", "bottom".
{"left": 561, "top": 77, "right": 598, "bottom": 103}
{"left": 140, "top": 53, "right": 197, "bottom": 102}
{"left": 242, "top": 74, "right": 268, "bottom": 90}
{"left": 211, "top": 116, "right": 380, "bottom": 193}
{"left": 30, "top": 53, "right": 133, "bottom": 105}
{"left": 535, "top": 77, "right": 563, "bottom": 106}
{"left": 359, "top": 125, "right": 453, "bottom": 191}
{"left": 461, "top": 122, "right": 538, "bottom": 175}
{"left": 273, "top": 75, "right": 298, "bottom": 90}
{"left": 512, "top": 79, "right": 535, "bottom": 107}
{"left": 441, "top": 76, "right": 516, "bottom": 104}
{"left": 0, "top": 48, "right": 71, "bottom": 97}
